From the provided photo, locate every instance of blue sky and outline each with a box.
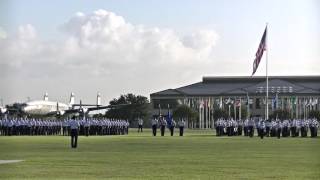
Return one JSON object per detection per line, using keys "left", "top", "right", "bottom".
{"left": 2, "top": 0, "right": 319, "bottom": 37}
{"left": 0, "top": 0, "right": 319, "bottom": 103}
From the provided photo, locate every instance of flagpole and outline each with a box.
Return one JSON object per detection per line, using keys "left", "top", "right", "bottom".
{"left": 247, "top": 92, "right": 250, "bottom": 119}
{"left": 266, "top": 23, "right": 269, "bottom": 121}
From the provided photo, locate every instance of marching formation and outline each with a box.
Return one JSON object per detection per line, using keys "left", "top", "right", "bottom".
{"left": 215, "top": 118, "right": 319, "bottom": 138}
{"left": 0, "top": 117, "right": 129, "bottom": 136}
{"left": 151, "top": 117, "right": 186, "bottom": 136}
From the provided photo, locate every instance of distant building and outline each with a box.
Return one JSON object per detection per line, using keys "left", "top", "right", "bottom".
{"left": 150, "top": 76, "right": 320, "bottom": 129}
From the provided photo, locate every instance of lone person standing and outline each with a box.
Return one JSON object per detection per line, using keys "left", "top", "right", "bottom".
{"left": 69, "top": 116, "right": 79, "bottom": 148}
{"left": 159, "top": 117, "right": 167, "bottom": 136}
{"left": 248, "top": 118, "right": 255, "bottom": 138}
{"left": 151, "top": 117, "right": 158, "bottom": 136}
{"left": 178, "top": 119, "right": 185, "bottom": 136}
{"left": 259, "top": 119, "right": 266, "bottom": 139}
{"left": 276, "top": 120, "right": 282, "bottom": 139}
{"left": 138, "top": 118, "right": 143, "bottom": 133}
{"left": 169, "top": 120, "right": 176, "bottom": 136}
{"left": 84, "top": 118, "right": 90, "bottom": 137}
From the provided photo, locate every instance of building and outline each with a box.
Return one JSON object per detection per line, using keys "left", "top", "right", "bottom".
{"left": 150, "top": 76, "right": 320, "bottom": 129}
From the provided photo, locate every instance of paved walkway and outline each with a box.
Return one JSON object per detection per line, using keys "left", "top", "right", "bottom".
{"left": 0, "top": 160, "right": 24, "bottom": 164}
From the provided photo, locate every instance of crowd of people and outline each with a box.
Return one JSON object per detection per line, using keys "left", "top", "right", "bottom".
{"left": 215, "top": 118, "right": 319, "bottom": 138}
{"left": 1, "top": 116, "right": 318, "bottom": 139}
{"left": 0, "top": 117, "right": 129, "bottom": 136}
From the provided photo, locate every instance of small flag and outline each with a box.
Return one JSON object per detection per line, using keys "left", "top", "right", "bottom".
{"left": 199, "top": 99, "right": 204, "bottom": 108}
{"left": 309, "top": 98, "right": 312, "bottom": 106}
{"left": 166, "top": 104, "right": 172, "bottom": 127}
{"left": 204, "top": 99, "right": 208, "bottom": 108}
{"left": 312, "top": 98, "right": 317, "bottom": 106}
{"left": 235, "top": 100, "right": 241, "bottom": 107}
{"left": 272, "top": 97, "right": 276, "bottom": 110}
{"left": 225, "top": 98, "right": 233, "bottom": 105}
{"left": 252, "top": 26, "right": 267, "bottom": 76}
{"left": 158, "top": 104, "right": 161, "bottom": 116}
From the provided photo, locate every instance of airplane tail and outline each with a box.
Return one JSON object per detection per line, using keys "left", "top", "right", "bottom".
{"left": 96, "top": 92, "right": 101, "bottom": 106}
{"left": 56, "top": 102, "right": 59, "bottom": 111}
{"left": 69, "top": 92, "right": 75, "bottom": 105}
{"left": 44, "top": 92, "right": 49, "bottom": 101}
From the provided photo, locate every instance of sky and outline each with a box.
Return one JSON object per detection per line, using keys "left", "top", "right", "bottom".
{"left": 0, "top": 0, "right": 319, "bottom": 105}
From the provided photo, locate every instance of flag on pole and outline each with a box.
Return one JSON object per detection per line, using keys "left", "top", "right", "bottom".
{"left": 219, "top": 97, "right": 223, "bottom": 109}
{"left": 252, "top": 26, "right": 267, "bottom": 76}
{"left": 166, "top": 104, "right": 172, "bottom": 127}
{"left": 158, "top": 104, "right": 161, "bottom": 117}
{"left": 199, "top": 99, "right": 204, "bottom": 109}
{"left": 275, "top": 93, "right": 278, "bottom": 109}
{"left": 312, "top": 98, "right": 317, "bottom": 106}
{"left": 235, "top": 99, "right": 241, "bottom": 107}
{"left": 309, "top": 98, "right": 312, "bottom": 107}
{"left": 272, "top": 96, "right": 276, "bottom": 110}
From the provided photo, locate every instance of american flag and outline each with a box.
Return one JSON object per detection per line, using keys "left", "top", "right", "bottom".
{"left": 252, "top": 26, "right": 267, "bottom": 75}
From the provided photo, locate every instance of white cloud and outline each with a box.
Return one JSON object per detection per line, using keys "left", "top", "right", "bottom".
{"left": 18, "top": 24, "right": 37, "bottom": 40}
{"left": 0, "top": 9, "right": 319, "bottom": 104}
{"left": 1, "top": 9, "right": 319, "bottom": 104}
{"left": 59, "top": 9, "right": 218, "bottom": 66}
{"left": 0, "top": 27, "right": 7, "bottom": 39}
{"left": 0, "top": 9, "right": 219, "bottom": 103}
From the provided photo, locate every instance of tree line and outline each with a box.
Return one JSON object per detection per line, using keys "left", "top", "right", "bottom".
{"left": 98, "top": 93, "right": 320, "bottom": 125}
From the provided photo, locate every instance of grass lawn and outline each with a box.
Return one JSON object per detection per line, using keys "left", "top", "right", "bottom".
{"left": 0, "top": 129, "right": 319, "bottom": 180}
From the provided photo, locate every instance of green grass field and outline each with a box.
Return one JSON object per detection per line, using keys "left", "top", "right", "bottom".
{"left": 0, "top": 129, "right": 319, "bottom": 180}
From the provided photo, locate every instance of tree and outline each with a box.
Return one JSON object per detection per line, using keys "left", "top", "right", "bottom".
{"left": 152, "top": 99, "right": 179, "bottom": 109}
{"left": 173, "top": 105, "right": 198, "bottom": 123}
{"left": 309, "top": 110, "right": 320, "bottom": 120}
{"left": 213, "top": 109, "right": 228, "bottom": 120}
{"left": 105, "top": 94, "right": 150, "bottom": 124}
{"left": 92, "top": 113, "right": 104, "bottom": 119}
{"left": 269, "top": 109, "right": 290, "bottom": 120}
{"left": 229, "top": 106, "right": 248, "bottom": 120}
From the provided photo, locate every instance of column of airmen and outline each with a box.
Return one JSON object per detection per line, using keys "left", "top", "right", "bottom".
{"left": 74, "top": 118, "right": 129, "bottom": 136}
{"left": 216, "top": 119, "right": 251, "bottom": 137}
{"left": 0, "top": 118, "right": 62, "bottom": 136}
{"left": 0, "top": 117, "right": 129, "bottom": 136}
{"left": 215, "top": 118, "right": 319, "bottom": 138}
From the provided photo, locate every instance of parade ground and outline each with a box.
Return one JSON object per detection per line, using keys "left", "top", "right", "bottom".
{"left": 0, "top": 129, "right": 319, "bottom": 180}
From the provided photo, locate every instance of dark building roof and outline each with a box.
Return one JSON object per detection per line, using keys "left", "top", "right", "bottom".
{"left": 150, "top": 76, "right": 320, "bottom": 98}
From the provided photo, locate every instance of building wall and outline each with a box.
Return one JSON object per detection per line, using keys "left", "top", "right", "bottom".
{"left": 150, "top": 95, "right": 320, "bottom": 129}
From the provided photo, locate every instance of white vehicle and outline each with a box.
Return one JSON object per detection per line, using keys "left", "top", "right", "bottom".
{"left": 0, "top": 106, "right": 7, "bottom": 114}
{"left": 20, "top": 92, "right": 106, "bottom": 116}
{"left": 22, "top": 92, "right": 74, "bottom": 115}
{"left": 0, "top": 99, "right": 7, "bottom": 115}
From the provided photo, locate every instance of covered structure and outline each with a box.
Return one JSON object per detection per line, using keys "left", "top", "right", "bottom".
{"left": 150, "top": 76, "right": 320, "bottom": 129}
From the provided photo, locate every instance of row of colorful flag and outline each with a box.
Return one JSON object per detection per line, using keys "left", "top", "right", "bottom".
{"left": 180, "top": 97, "right": 319, "bottom": 110}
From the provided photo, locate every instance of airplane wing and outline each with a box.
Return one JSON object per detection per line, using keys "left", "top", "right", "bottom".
{"left": 72, "top": 104, "right": 102, "bottom": 107}
{"left": 87, "top": 104, "right": 129, "bottom": 112}
{"left": 47, "top": 103, "right": 130, "bottom": 117}
{"left": 46, "top": 109, "right": 79, "bottom": 116}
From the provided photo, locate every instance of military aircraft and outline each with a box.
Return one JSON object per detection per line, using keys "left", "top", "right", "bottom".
{"left": 0, "top": 99, "right": 8, "bottom": 116}
{"left": 5, "top": 92, "right": 122, "bottom": 117}
{"left": 0, "top": 106, "right": 7, "bottom": 115}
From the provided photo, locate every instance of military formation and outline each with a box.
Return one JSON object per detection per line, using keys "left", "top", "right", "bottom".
{"left": 151, "top": 117, "right": 185, "bottom": 136}
{"left": 1, "top": 116, "right": 318, "bottom": 139}
{"left": 0, "top": 117, "right": 129, "bottom": 136}
{"left": 215, "top": 118, "right": 319, "bottom": 138}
